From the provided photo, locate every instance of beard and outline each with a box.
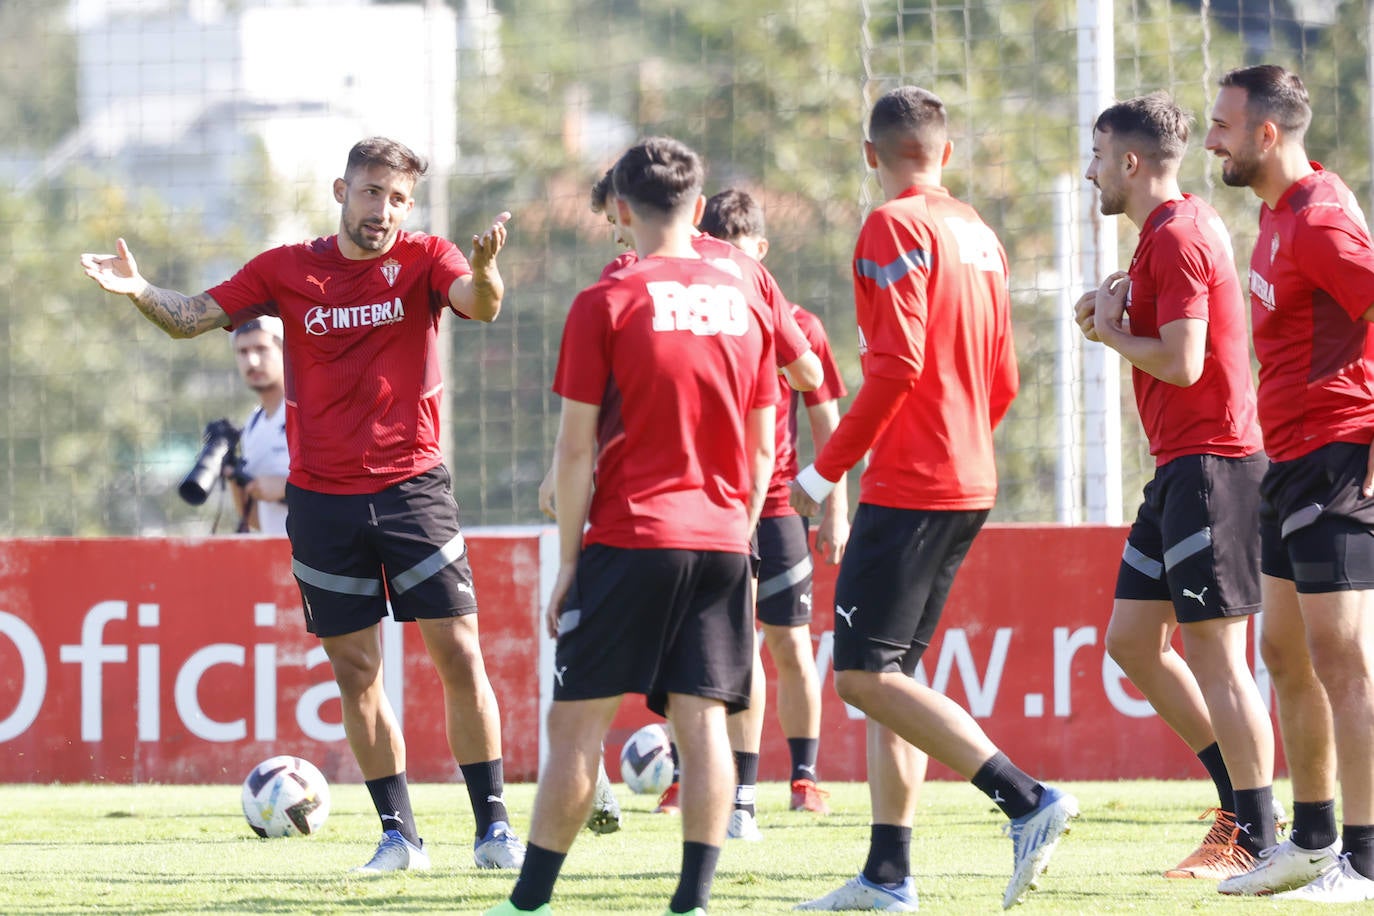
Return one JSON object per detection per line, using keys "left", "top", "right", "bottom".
{"left": 344, "top": 218, "right": 394, "bottom": 253}
{"left": 1096, "top": 186, "right": 1127, "bottom": 216}
{"left": 1219, "top": 149, "right": 1261, "bottom": 188}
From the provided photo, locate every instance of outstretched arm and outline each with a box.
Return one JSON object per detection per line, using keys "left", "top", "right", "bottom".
{"left": 80, "top": 238, "right": 228, "bottom": 338}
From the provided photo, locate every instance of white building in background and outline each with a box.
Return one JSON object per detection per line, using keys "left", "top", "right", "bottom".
{"left": 48, "top": 0, "right": 483, "bottom": 248}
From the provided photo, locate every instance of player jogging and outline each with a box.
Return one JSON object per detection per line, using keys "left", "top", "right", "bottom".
{"left": 790, "top": 86, "right": 1075, "bottom": 911}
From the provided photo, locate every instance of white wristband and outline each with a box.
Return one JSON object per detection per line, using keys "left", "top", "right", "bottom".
{"left": 794, "top": 464, "right": 836, "bottom": 503}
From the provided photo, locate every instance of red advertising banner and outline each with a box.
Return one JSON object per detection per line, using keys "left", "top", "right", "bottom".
{"left": 0, "top": 527, "right": 1280, "bottom": 785}
{"left": 0, "top": 534, "right": 541, "bottom": 784}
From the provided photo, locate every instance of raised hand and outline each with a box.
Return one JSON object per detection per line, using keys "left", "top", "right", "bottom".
{"left": 80, "top": 238, "right": 147, "bottom": 297}
{"left": 470, "top": 211, "right": 512, "bottom": 268}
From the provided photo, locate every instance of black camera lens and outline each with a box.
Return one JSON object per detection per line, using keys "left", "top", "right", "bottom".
{"left": 178, "top": 419, "right": 241, "bottom": 505}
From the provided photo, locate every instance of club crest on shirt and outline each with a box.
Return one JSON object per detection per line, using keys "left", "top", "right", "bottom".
{"left": 1270, "top": 231, "right": 1280, "bottom": 265}
{"left": 380, "top": 257, "right": 401, "bottom": 287}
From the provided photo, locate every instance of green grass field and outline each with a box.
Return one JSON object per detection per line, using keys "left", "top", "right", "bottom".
{"left": 0, "top": 779, "right": 1347, "bottom": 914}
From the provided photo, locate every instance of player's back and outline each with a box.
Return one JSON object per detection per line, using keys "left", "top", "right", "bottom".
{"left": 601, "top": 233, "right": 810, "bottom": 367}
{"left": 852, "top": 186, "right": 1017, "bottom": 511}
{"left": 556, "top": 255, "right": 778, "bottom": 553}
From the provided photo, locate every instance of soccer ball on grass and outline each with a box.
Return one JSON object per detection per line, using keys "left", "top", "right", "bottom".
{"left": 619, "top": 723, "right": 674, "bottom": 795}
{"left": 240, "top": 755, "right": 331, "bottom": 837}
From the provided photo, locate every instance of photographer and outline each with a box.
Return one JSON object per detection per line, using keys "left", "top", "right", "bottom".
{"left": 229, "top": 316, "right": 288, "bottom": 534}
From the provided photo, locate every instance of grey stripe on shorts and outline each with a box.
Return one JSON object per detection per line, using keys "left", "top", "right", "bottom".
{"left": 757, "top": 555, "right": 814, "bottom": 602}
{"left": 1122, "top": 542, "right": 1163, "bottom": 580}
{"left": 1281, "top": 503, "right": 1324, "bottom": 539}
{"left": 292, "top": 558, "right": 383, "bottom": 596}
{"left": 390, "top": 531, "right": 467, "bottom": 595}
{"left": 1163, "top": 527, "right": 1212, "bottom": 571}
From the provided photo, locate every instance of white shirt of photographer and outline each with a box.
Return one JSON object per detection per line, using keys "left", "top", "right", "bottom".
{"left": 240, "top": 402, "right": 290, "bottom": 535}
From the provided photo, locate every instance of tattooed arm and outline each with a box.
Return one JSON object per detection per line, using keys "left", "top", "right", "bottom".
{"left": 80, "top": 238, "right": 229, "bottom": 338}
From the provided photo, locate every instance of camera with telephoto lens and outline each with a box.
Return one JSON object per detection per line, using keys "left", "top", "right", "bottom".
{"left": 178, "top": 418, "right": 243, "bottom": 506}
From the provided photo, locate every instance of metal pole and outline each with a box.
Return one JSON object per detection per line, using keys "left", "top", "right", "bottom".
{"left": 1054, "top": 174, "right": 1083, "bottom": 524}
{"left": 1077, "top": 0, "right": 1123, "bottom": 524}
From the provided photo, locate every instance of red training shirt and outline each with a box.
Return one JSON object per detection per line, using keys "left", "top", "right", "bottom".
{"left": 762, "top": 304, "right": 847, "bottom": 517}
{"left": 601, "top": 233, "right": 811, "bottom": 367}
{"left": 208, "top": 231, "right": 472, "bottom": 494}
{"left": 555, "top": 255, "right": 778, "bottom": 553}
{"left": 1248, "top": 166, "right": 1374, "bottom": 462}
{"left": 1126, "top": 195, "right": 1262, "bottom": 465}
{"left": 813, "top": 184, "right": 1019, "bottom": 510}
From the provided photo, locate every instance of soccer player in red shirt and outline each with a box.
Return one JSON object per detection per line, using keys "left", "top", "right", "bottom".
{"left": 80, "top": 137, "right": 526, "bottom": 875}
{"left": 1075, "top": 93, "right": 1275, "bottom": 878}
{"left": 699, "top": 188, "right": 850, "bottom": 819}
{"left": 486, "top": 136, "right": 777, "bottom": 916}
{"left": 542, "top": 166, "right": 823, "bottom": 832}
{"left": 790, "top": 86, "right": 1075, "bottom": 912}
{"left": 1205, "top": 64, "right": 1374, "bottom": 902}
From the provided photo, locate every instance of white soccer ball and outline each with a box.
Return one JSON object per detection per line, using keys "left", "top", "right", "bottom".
{"left": 240, "top": 755, "right": 331, "bottom": 838}
{"left": 619, "top": 723, "right": 674, "bottom": 795}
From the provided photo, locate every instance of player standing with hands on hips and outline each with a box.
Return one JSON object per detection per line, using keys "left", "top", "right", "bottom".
{"left": 790, "top": 86, "right": 1075, "bottom": 911}
{"left": 1204, "top": 64, "right": 1374, "bottom": 903}
{"left": 80, "top": 137, "right": 527, "bottom": 875}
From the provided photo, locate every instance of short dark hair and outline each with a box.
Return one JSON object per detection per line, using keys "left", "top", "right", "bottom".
{"left": 1094, "top": 92, "right": 1191, "bottom": 164}
{"left": 345, "top": 137, "right": 428, "bottom": 182}
{"left": 232, "top": 315, "right": 284, "bottom": 344}
{"left": 611, "top": 137, "right": 704, "bottom": 217}
{"left": 868, "top": 86, "right": 948, "bottom": 167}
{"left": 589, "top": 168, "right": 615, "bottom": 214}
{"left": 1218, "top": 64, "right": 1312, "bottom": 137}
{"left": 698, "top": 189, "right": 765, "bottom": 243}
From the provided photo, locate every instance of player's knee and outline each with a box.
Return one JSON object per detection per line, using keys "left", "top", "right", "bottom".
{"left": 1258, "top": 632, "right": 1307, "bottom": 684}
{"left": 1306, "top": 638, "right": 1372, "bottom": 695}
{"left": 1103, "top": 625, "right": 1150, "bottom": 673}
{"left": 833, "top": 669, "right": 872, "bottom": 707}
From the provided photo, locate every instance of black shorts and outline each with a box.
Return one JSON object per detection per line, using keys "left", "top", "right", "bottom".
{"left": 1115, "top": 453, "right": 1265, "bottom": 622}
{"left": 553, "top": 545, "right": 754, "bottom": 716}
{"left": 1260, "top": 441, "right": 1374, "bottom": 593}
{"left": 755, "top": 514, "right": 814, "bottom": 627}
{"left": 284, "top": 466, "right": 478, "bottom": 638}
{"left": 832, "top": 504, "right": 987, "bottom": 677}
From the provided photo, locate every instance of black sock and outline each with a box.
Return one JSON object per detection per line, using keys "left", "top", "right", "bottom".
{"left": 861, "top": 824, "right": 912, "bottom": 886}
{"left": 971, "top": 752, "right": 1041, "bottom": 819}
{"left": 1233, "top": 786, "right": 1275, "bottom": 855}
{"left": 460, "top": 759, "right": 510, "bottom": 839}
{"left": 1196, "top": 742, "right": 1234, "bottom": 812}
{"left": 364, "top": 772, "right": 420, "bottom": 846}
{"left": 733, "top": 751, "right": 759, "bottom": 815}
{"left": 1344, "top": 824, "right": 1374, "bottom": 880}
{"left": 788, "top": 737, "right": 820, "bottom": 782}
{"left": 670, "top": 742, "right": 681, "bottom": 784}
{"left": 669, "top": 841, "right": 721, "bottom": 913}
{"left": 510, "top": 843, "right": 567, "bottom": 911}
{"left": 1292, "top": 800, "right": 1339, "bottom": 851}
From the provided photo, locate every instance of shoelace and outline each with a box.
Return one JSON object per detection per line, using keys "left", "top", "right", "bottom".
{"left": 1183, "top": 808, "right": 1239, "bottom": 853}
{"left": 1183, "top": 833, "right": 1255, "bottom": 875}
